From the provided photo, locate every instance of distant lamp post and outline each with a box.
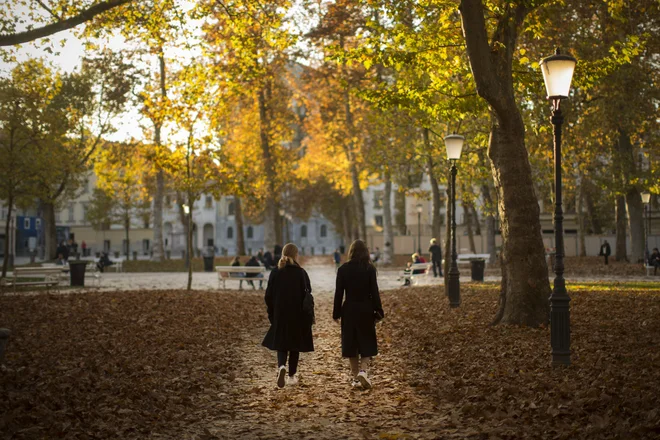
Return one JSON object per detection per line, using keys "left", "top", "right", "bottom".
{"left": 416, "top": 204, "right": 423, "bottom": 255}
{"left": 642, "top": 192, "right": 651, "bottom": 264}
{"left": 540, "top": 48, "right": 577, "bottom": 367}
{"left": 444, "top": 133, "right": 465, "bottom": 308}
{"left": 285, "top": 213, "right": 293, "bottom": 243}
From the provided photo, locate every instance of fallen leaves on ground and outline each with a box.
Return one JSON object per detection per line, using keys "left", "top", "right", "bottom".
{"left": 0, "top": 283, "right": 659, "bottom": 439}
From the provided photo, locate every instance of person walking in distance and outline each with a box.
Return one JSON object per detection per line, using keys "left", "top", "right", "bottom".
{"left": 262, "top": 243, "right": 314, "bottom": 388}
{"left": 428, "top": 238, "right": 443, "bottom": 277}
{"left": 333, "top": 239, "right": 384, "bottom": 389}
{"left": 599, "top": 240, "right": 611, "bottom": 265}
{"left": 333, "top": 248, "right": 341, "bottom": 272}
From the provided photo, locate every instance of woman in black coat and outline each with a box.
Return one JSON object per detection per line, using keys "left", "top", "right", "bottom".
{"left": 333, "top": 239, "right": 384, "bottom": 389}
{"left": 262, "top": 243, "right": 314, "bottom": 388}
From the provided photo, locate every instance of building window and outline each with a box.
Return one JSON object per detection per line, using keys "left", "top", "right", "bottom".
{"left": 301, "top": 225, "right": 307, "bottom": 238}
{"left": 228, "top": 200, "right": 235, "bottom": 216}
{"left": 82, "top": 179, "right": 89, "bottom": 194}
{"left": 24, "top": 218, "right": 30, "bottom": 229}
{"left": 247, "top": 226, "right": 253, "bottom": 239}
{"left": 165, "top": 195, "right": 171, "bottom": 208}
{"left": 227, "top": 226, "right": 234, "bottom": 239}
{"left": 205, "top": 196, "right": 213, "bottom": 209}
{"left": 36, "top": 218, "right": 41, "bottom": 228}
{"left": 68, "top": 203, "right": 75, "bottom": 222}
{"left": 82, "top": 203, "right": 89, "bottom": 223}
{"left": 373, "top": 191, "right": 384, "bottom": 209}
{"left": 320, "top": 224, "right": 327, "bottom": 238}
{"left": 375, "top": 215, "right": 383, "bottom": 227}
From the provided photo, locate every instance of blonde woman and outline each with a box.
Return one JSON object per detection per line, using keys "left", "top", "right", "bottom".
{"left": 262, "top": 243, "right": 314, "bottom": 387}
{"left": 333, "top": 239, "right": 384, "bottom": 389}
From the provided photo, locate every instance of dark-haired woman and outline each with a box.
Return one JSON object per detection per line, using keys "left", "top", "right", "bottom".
{"left": 262, "top": 243, "right": 314, "bottom": 387}
{"left": 333, "top": 239, "right": 384, "bottom": 389}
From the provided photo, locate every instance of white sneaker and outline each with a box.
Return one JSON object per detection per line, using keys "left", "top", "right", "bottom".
{"left": 350, "top": 379, "right": 361, "bottom": 388}
{"left": 287, "top": 374, "right": 299, "bottom": 386}
{"left": 357, "top": 371, "right": 371, "bottom": 389}
{"left": 277, "top": 366, "right": 286, "bottom": 388}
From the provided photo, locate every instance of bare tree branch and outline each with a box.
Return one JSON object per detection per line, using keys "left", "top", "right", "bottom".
{"left": 0, "top": 0, "right": 132, "bottom": 47}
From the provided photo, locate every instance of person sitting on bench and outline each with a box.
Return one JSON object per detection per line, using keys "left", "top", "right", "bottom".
{"left": 97, "top": 252, "right": 114, "bottom": 273}
{"left": 650, "top": 248, "right": 660, "bottom": 275}
{"left": 245, "top": 255, "right": 264, "bottom": 289}
{"left": 231, "top": 256, "right": 246, "bottom": 289}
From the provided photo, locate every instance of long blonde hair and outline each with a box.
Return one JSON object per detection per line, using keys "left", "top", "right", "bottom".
{"left": 278, "top": 243, "right": 300, "bottom": 269}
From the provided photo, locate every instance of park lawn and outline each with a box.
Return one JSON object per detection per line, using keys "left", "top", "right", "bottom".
{"left": 0, "top": 282, "right": 658, "bottom": 439}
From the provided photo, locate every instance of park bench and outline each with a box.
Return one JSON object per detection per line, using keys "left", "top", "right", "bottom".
{"left": 401, "top": 263, "right": 433, "bottom": 285}
{"left": 456, "top": 253, "right": 490, "bottom": 266}
{"left": 216, "top": 266, "right": 267, "bottom": 289}
{"left": 645, "top": 264, "right": 656, "bottom": 276}
{"left": 86, "top": 262, "right": 102, "bottom": 287}
{"left": 0, "top": 266, "right": 64, "bottom": 293}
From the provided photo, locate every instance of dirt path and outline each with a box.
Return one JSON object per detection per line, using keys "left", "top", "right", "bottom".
{"left": 209, "top": 294, "right": 459, "bottom": 440}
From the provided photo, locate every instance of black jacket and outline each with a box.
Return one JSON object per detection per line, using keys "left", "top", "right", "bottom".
{"left": 333, "top": 260, "right": 384, "bottom": 358}
{"left": 429, "top": 244, "right": 442, "bottom": 261}
{"left": 262, "top": 264, "right": 314, "bottom": 352}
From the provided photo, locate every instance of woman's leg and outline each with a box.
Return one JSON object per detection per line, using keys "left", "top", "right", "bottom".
{"left": 288, "top": 352, "right": 300, "bottom": 376}
{"left": 359, "top": 356, "right": 371, "bottom": 372}
{"left": 349, "top": 357, "right": 359, "bottom": 378}
{"left": 277, "top": 351, "right": 287, "bottom": 368}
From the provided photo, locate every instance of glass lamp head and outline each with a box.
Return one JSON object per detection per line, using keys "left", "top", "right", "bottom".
{"left": 540, "top": 48, "right": 577, "bottom": 99}
{"left": 641, "top": 192, "right": 651, "bottom": 204}
{"left": 183, "top": 204, "right": 190, "bottom": 214}
{"left": 279, "top": 208, "right": 285, "bottom": 216}
{"left": 444, "top": 134, "right": 465, "bottom": 160}
{"left": 416, "top": 204, "right": 423, "bottom": 214}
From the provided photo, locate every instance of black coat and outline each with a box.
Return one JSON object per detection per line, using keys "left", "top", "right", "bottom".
{"left": 429, "top": 244, "right": 442, "bottom": 261}
{"left": 262, "top": 264, "right": 314, "bottom": 353}
{"left": 333, "top": 261, "right": 384, "bottom": 358}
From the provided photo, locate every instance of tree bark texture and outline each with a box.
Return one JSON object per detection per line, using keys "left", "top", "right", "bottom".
{"left": 258, "top": 83, "right": 278, "bottom": 251}
{"left": 151, "top": 52, "right": 167, "bottom": 262}
{"left": 460, "top": 0, "right": 550, "bottom": 326}
{"left": 615, "top": 195, "right": 628, "bottom": 261}
{"left": 234, "top": 196, "right": 246, "bottom": 256}
{"left": 576, "top": 175, "right": 587, "bottom": 256}
{"left": 1, "top": 197, "right": 13, "bottom": 277}
{"left": 424, "top": 128, "right": 443, "bottom": 241}
{"left": 382, "top": 171, "right": 394, "bottom": 264}
{"left": 343, "top": 88, "right": 367, "bottom": 240}
{"left": 617, "top": 131, "right": 644, "bottom": 263}
{"left": 464, "top": 202, "right": 477, "bottom": 253}
{"left": 394, "top": 191, "right": 407, "bottom": 235}
{"left": 43, "top": 201, "right": 57, "bottom": 260}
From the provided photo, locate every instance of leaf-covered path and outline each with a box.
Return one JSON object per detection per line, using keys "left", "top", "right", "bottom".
{"left": 216, "top": 295, "right": 453, "bottom": 439}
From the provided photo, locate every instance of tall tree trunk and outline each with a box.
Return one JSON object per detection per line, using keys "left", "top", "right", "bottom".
{"left": 124, "top": 213, "right": 130, "bottom": 260}
{"left": 464, "top": 202, "right": 477, "bottom": 253}
{"left": 583, "top": 181, "right": 602, "bottom": 234}
{"left": 382, "top": 170, "right": 394, "bottom": 264}
{"left": 151, "top": 52, "right": 167, "bottom": 262}
{"left": 234, "top": 196, "right": 246, "bottom": 256}
{"left": 483, "top": 184, "right": 497, "bottom": 264}
{"left": 187, "top": 196, "right": 193, "bottom": 291}
{"left": 616, "top": 131, "right": 644, "bottom": 263}
{"left": 444, "top": 182, "right": 452, "bottom": 296}
{"left": 43, "top": 201, "right": 57, "bottom": 260}
{"left": 1, "top": 196, "right": 13, "bottom": 277}
{"left": 471, "top": 205, "right": 481, "bottom": 235}
{"left": 576, "top": 175, "right": 587, "bottom": 257}
{"left": 424, "top": 128, "right": 443, "bottom": 241}
{"left": 341, "top": 203, "right": 352, "bottom": 253}
{"left": 615, "top": 195, "right": 628, "bottom": 261}
{"left": 258, "top": 83, "right": 278, "bottom": 251}
{"left": 460, "top": 1, "right": 550, "bottom": 326}
{"left": 344, "top": 97, "right": 367, "bottom": 240}
{"left": 394, "top": 190, "right": 407, "bottom": 235}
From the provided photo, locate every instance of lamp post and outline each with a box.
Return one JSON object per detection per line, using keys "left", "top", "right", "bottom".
{"left": 642, "top": 192, "right": 651, "bottom": 263}
{"left": 285, "top": 213, "right": 293, "bottom": 243}
{"left": 540, "top": 48, "right": 577, "bottom": 366}
{"left": 444, "top": 134, "right": 465, "bottom": 308}
{"left": 416, "top": 204, "right": 423, "bottom": 255}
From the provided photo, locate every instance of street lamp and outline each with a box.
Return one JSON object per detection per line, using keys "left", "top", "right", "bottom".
{"left": 416, "top": 204, "right": 423, "bottom": 255}
{"left": 444, "top": 133, "right": 465, "bottom": 308}
{"left": 540, "top": 48, "right": 577, "bottom": 367}
{"left": 642, "top": 192, "right": 651, "bottom": 264}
